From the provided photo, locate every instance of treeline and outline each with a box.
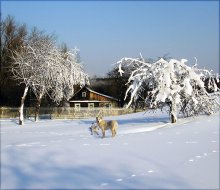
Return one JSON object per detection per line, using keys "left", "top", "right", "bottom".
{"left": 1, "top": 16, "right": 28, "bottom": 106}
{"left": 90, "top": 68, "right": 130, "bottom": 107}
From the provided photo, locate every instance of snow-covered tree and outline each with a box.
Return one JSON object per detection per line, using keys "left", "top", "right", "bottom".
{"left": 49, "top": 47, "right": 89, "bottom": 103}
{"left": 118, "top": 57, "right": 220, "bottom": 123}
{"left": 26, "top": 30, "right": 59, "bottom": 121}
{"left": 11, "top": 30, "right": 89, "bottom": 125}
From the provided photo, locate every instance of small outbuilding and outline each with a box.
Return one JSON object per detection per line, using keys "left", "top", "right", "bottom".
{"left": 69, "top": 86, "right": 119, "bottom": 109}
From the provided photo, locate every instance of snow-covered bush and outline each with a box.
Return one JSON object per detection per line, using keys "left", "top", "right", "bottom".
{"left": 118, "top": 57, "right": 220, "bottom": 123}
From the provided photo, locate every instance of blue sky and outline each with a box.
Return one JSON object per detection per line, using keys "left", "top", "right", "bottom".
{"left": 1, "top": 1, "right": 219, "bottom": 76}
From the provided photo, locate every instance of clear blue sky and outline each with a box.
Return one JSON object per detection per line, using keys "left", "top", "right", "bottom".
{"left": 1, "top": 1, "right": 219, "bottom": 76}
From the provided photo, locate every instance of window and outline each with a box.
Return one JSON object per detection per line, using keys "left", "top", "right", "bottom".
{"left": 105, "top": 103, "right": 112, "bottom": 109}
{"left": 75, "top": 103, "right": 80, "bottom": 110}
{"left": 88, "top": 103, "right": 94, "bottom": 109}
{"left": 82, "top": 92, "right": 86, "bottom": 97}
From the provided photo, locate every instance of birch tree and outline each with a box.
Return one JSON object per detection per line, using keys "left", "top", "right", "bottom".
{"left": 118, "top": 57, "right": 220, "bottom": 123}
{"left": 11, "top": 45, "right": 37, "bottom": 125}
{"left": 11, "top": 30, "right": 89, "bottom": 124}
{"left": 25, "top": 29, "right": 57, "bottom": 121}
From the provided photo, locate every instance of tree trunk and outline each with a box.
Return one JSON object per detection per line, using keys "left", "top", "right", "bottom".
{"left": 170, "top": 101, "right": 177, "bottom": 123}
{"left": 19, "top": 86, "right": 29, "bottom": 125}
{"left": 35, "top": 91, "right": 44, "bottom": 122}
{"left": 171, "top": 113, "right": 177, "bottom": 123}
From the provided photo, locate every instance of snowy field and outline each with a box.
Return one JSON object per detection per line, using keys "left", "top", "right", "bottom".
{"left": 1, "top": 110, "right": 219, "bottom": 189}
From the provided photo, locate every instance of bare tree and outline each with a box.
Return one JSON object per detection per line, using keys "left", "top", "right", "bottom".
{"left": 1, "top": 16, "right": 28, "bottom": 106}
{"left": 1, "top": 16, "right": 27, "bottom": 83}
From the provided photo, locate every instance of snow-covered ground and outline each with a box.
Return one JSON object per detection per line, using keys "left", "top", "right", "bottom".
{"left": 1, "top": 110, "right": 219, "bottom": 189}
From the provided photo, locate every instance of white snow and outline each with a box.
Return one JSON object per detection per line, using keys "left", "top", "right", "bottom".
{"left": 1, "top": 110, "right": 219, "bottom": 189}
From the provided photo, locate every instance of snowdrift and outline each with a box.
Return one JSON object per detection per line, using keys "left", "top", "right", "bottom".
{"left": 1, "top": 111, "right": 219, "bottom": 189}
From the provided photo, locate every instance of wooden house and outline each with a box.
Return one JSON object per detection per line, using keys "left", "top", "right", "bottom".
{"left": 69, "top": 86, "right": 119, "bottom": 109}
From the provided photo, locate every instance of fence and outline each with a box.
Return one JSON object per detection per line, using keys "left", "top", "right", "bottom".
{"left": 0, "top": 107, "right": 140, "bottom": 119}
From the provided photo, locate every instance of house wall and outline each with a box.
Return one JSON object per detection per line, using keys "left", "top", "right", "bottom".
{"left": 89, "top": 91, "right": 113, "bottom": 102}
{"left": 69, "top": 102, "right": 100, "bottom": 108}
{"left": 69, "top": 87, "right": 119, "bottom": 108}
{"left": 72, "top": 89, "right": 89, "bottom": 100}
{"left": 70, "top": 101, "right": 117, "bottom": 108}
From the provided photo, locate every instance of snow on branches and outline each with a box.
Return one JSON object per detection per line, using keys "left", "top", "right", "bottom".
{"left": 117, "top": 57, "right": 220, "bottom": 123}
{"left": 50, "top": 48, "right": 89, "bottom": 103}
{"left": 11, "top": 34, "right": 89, "bottom": 124}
